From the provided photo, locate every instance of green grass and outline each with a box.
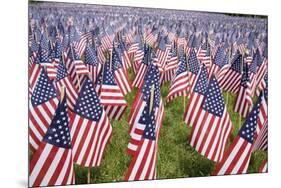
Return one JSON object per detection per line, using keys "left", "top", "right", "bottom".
{"left": 29, "top": 67, "right": 267, "bottom": 184}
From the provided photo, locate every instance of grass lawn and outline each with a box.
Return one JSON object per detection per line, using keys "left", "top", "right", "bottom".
{"left": 72, "top": 68, "right": 267, "bottom": 184}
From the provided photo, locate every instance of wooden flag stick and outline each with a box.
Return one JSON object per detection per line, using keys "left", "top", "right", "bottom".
{"left": 87, "top": 167, "right": 91, "bottom": 184}
{"left": 60, "top": 86, "right": 65, "bottom": 102}
{"left": 149, "top": 84, "right": 155, "bottom": 114}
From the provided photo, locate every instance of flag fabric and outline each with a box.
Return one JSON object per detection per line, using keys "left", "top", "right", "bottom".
{"left": 183, "top": 64, "right": 208, "bottom": 127}
{"left": 74, "top": 31, "right": 92, "bottom": 57}
{"left": 29, "top": 69, "right": 59, "bottom": 151}
{"left": 258, "top": 160, "right": 268, "bottom": 173}
{"left": 197, "top": 41, "right": 212, "bottom": 71}
{"left": 132, "top": 44, "right": 151, "bottom": 88}
{"left": 253, "top": 120, "right": 268, "bottom": 151}
{"left": 29, "top": 95, "right": 75, "bottom": 187}
{"left": 70, "top": 78, "right": 112, "bottom": 167}
{"left": 112, "top": 47, "right": 132, "bottom": 95}
{"left": 119, "top": 41, "right": 132, "bottom": 70}
{"left": 209, "top": 46, "right": 228, "bottom": 78}
{"left": 234, "top": 63, "right": 253, "bottom": 118}
{"left": 163, "top": 44, "right": 178, "bottom": 82}
{"left": 125, "top": 64, "right": 164, "bottom": 181}
{"left": 84, "top": 43, "right": 101, "bottom": 84}
{"left": 166, "top": 48, "right": 189, "bottom": 102}
{"left": 98, "top": 61, "right": 128, "bottom": 120}
{"left": 189, "top": 76, "right": 233, "bottom": 162}
{"left": 213, "top": 92, "right": 264, "bottom": 175}
{"left": 187, "top": 49, "right": 200, "bottom": 93}
{"left": 55, "top": 61, "right": 78, "bottom": 111}
{"left": 218, "top": 52, "right": 242, "bottom": 93}
{"left": 155, "top": 37, "right": 171, "bottom": 72}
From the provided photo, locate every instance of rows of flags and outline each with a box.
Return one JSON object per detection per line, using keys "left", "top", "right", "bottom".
{"left": 28, "top": 2, "right": 268, "bottom": 186}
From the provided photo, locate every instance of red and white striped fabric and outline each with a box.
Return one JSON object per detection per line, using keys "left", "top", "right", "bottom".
{"left": 163, "top": 51, "right": 178, "bottom": 83}
{"left": 97, "top": 45, "right": 106, "bottom": 64}
{"left": 29, "top": 63, "right": 42, "bottom": 92}
{"left": 29, "top": 70, "right": 59, "bottom": 151}
{"left": 74, "top": 32, "right": 92, "bottom": 57}
{"left": 218, "top": 54, "right": 242, "bottom": 94}
{"left": 166, "top": 52, "right": 189, "bottom": 103}
{"left": 29, "top": 96, "right": 75, "bottom": 187}
{"left": 132, "top": 61, "right": 148, "bottom": 88}
{"left": 145, "top": 32, "right": 157, "bottom": 47}
{"left": 155, "top": 42, "right": 171, "bottom": 72}
{"left": 98, "top": 62, "right": 128, "bottom": 120}
{"left": 256, "top": 91, "right": 268, "bottom": 134}
{"left": 253, "top": 120, "right": 268, "bottom": 151}
{"left": 234, "top": 65, "right": 252, "bottom": 118}
{"left": 189, "top": 76, "right": 233, "bottom": 162}
{"left": 184, "top": 65, "right": 208, "bottom": 127}
{"left": 55, "top": 62, "right": 78, "bottom": 111}
{"left": 255, "top": 58, "right": 268, "bottom": 95}
{"left": 213, "top": 91, "right": 263, "bottom": 175}
{"left": 70, "top": 78, "right": 112, "bottom": 167}
{"left": 42, "top": 62, "right": 57, "bottom": 80}
{"left": 128, "top": 43, "right": 139, "bottom": 54}
{"left": 258, "top": 160, "right": 268, "bottom": 173}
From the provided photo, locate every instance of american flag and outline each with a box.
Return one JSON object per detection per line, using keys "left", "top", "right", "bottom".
{"left": 118, "top": 41, "right": 132, "bottom": 70}
{"left": 74, "top": 31, "right": 92, "bottom": 57}
{"left": 112, "top": 47, "right": 132, "bottom": 95}
{"left": 253, "top": 119, "right": 268, "bottom": 151}
{"left": 256, "top": 77, "right": 268, "bottom": 134}
{"left": 29, "top": 95, "right": 75, "bottom": 187}
{"left": 29, "top": 69, "right": 59, "bottom": 151}
{"left": 189, "top": 76, "right": 233, "bottom": 162}
{"left": 197, "top": 41, "right": 212, "bottom": 71}
{"left": 218, "top": 52, "right": 242, "bottom": 93}
{"left": 29, "top": 37, "right": 38, "bottom": 69}
{"left": 166, "top": 48, "right": 189, "bottom": 102}
{"left": 100, "top": 27, "right": 115, "bottom": 50}
{"left": 187, "top": 49, "right": 200, "bottom": 93}
{"left": 38, "top": 34, "right": 57, "bottom": 80}
{"left": 258, "top": 160, "right": 268, "bottom": 173}
{"left": 213, "top": 92, "right": 264, "bottom": 175}
{"left": 163, "top": 44, "right": 178, "bottom": 82}
{"left": 125, "top": 64, "right": 164, "bottom": 180}
{"left": 184, "top": 64, "right": 208, "bottom": 127}
{"left": 65, "top": 45, "right": 89, "bottom": 90}
{"left": 155, "top": 36, "right": 171, "bottom": 72}
{"left": 56, "top": 61, "right": 78, "bottom": 111}
{"left": 234, "top": 63, "right": 252, "bottom": 118}
{"left": 84, "top": 43, "right": 101, "bottom": 84}
{"left": 255, "top": 53, "right": 268, "bottom": 96}
{"left": 132, "top": 44, "right": 151, "bottom": 88}
{"left": 70, "top": 78, "right": 112, "bottom": 167}
{"left": 209, "top": 46, "right": 227, "bottom": 78}
{"left": 98, "top": 61, "right": 128, "bottom": 120}
{"left": 145, "top": 29, "right": 158, "bottom": 47}
{"left": 29, "top": 55, "right": 41, "bottom": 92}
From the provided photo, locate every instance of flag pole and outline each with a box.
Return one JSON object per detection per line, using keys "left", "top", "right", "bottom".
{"left": 239, "top": 48, "right": 245, "bottom": 128}
{"left": 87, "top": 167, "right": 91, "bottom": 184}
{"left": 150, "top": 84, "right": 155, "bottom": 114}
{"left": 226, "top": 48, "right": 231, "bottom": 106}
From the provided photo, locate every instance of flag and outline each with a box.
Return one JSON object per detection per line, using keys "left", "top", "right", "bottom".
{"left": 84, "top": 43, "right": 101, "bottom": 84}
{"left": 166, "top": 48, "right": 189, "bottom": 102}
{"left": 56, "top": 61, "right": 78, "bottom": 111}
{"left": 155, "top": 36, "right": 171, "bottom": 72}
{"left": 189, "top": 76, "right": 233, "bottom": 162}
{"left": 253, "top": 120, "right": 268, "bottom": 151}
{"left": 197, "top": 41, "right": 212, "bottom": 71}
{"left": 163, "top": 44, "right": 178, "bottom": 82}
{"left": 29, "top": 95, "right": 75, "bottom": 187}
{"left": 74, "top": 31, "right": 92, "bottom": 57}
{"left": 234, "top": 63, "right": 252, "bottom": 118}
{"left": 132, "top": 44, "right": 151, "bottom": 88}
{"left": 258, "top": 160, "right": 268, "bottom": 173}
{"left": 29, "top": 69, "right": 59, "bottom": 151}
{"left": 98, "top": 61, "right": 128, "bottom": 120}
{"left": 209, "top": 46, "right": 228, "bottom": 78}
{"left": 125, "top": 64, "right": 164, "bottom": 180}
{"left": 119, "top": 41, "right": 132, "bottom": 70}
{"left": 184, "top": 64, "right": 208, "bottom": 127}
{"left": 187, "top": 49, "right": 200, "bottom": 93}
{"left": 218, "top": 52, "right": 242, "bottom": 93}
{"left": 70, "top": 78, "right": 112, "bottom": 167}
{"left": 112, "top": 47, "right": 132, "bottom": 95}
{"left": 213, "top": 92, "right": 264, "bottom": 175}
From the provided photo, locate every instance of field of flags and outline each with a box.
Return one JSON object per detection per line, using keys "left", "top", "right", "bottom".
{"left": 28, "top": 2, "right": 268, "bottom": 186}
